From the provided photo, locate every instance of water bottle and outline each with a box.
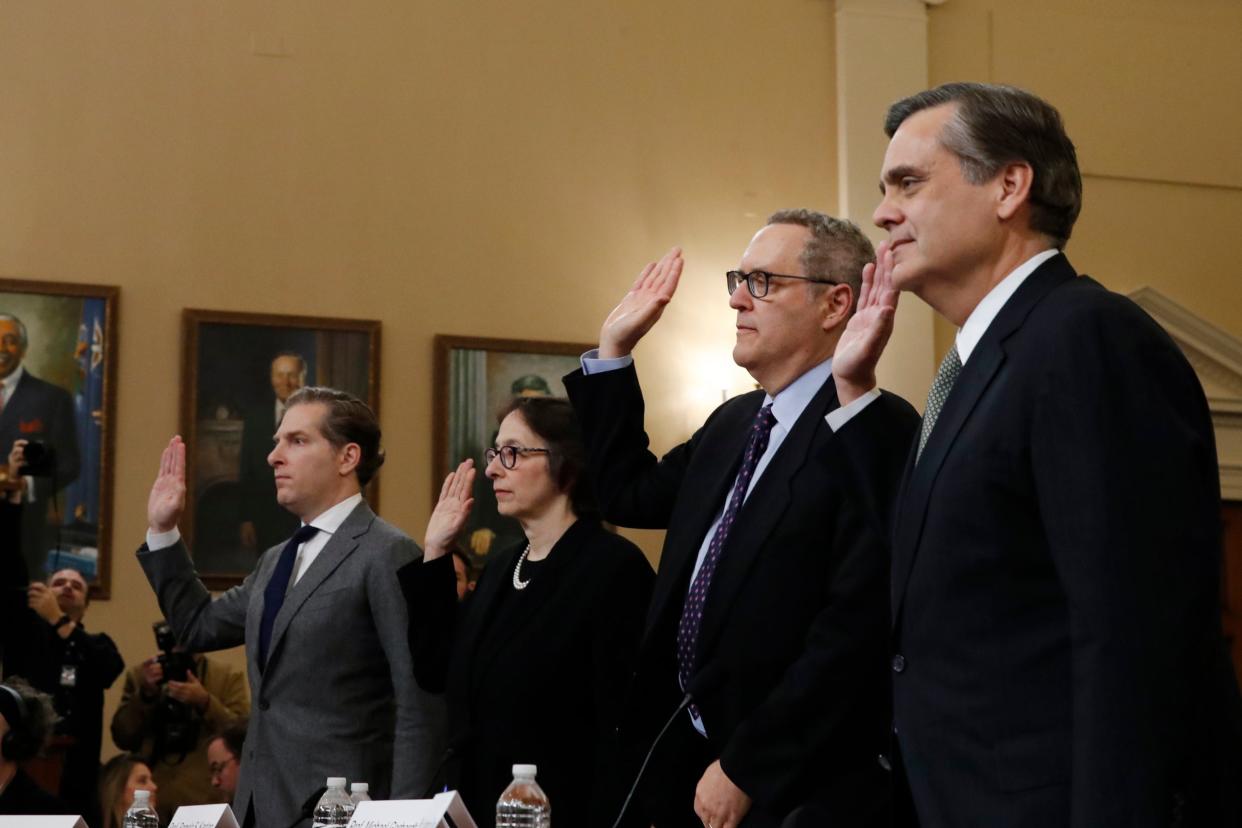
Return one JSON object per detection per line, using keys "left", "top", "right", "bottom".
{"left": 312, "top": 777, "right": 355, "bottom": 827}
{"left": 496, "top": 764, "right": 550, "bottom": 828}
{"left": 349, "top": 781, "right": 371, "bottom": 805}
{"left": 122, "top": 789, "right": 159, "bottom": 828}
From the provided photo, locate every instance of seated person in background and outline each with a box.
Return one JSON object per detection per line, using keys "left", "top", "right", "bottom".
{"left": 417, "top": 396, "right": 655, "bottom": 825}
{"left": 110, "top": 622, "right": 249, "bottom": 823}
{"left": 206, "top": 719, "right": 247, "bottom": 801}
{"left": 0, "top": 440, "right": 124, "bottom": 822}
{"left": 450, "top": 547, "right": 475, "bottom": 604}
{"left": 97, "top": 754, "right": 158, "bottom": 828}
{"left": 0, "top": 677, "right": 70, "bottom": 815}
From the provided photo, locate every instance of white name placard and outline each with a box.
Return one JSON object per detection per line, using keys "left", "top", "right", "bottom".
{"left": 0, "top": 818, "right": 86, "bottom": 828}
{"left": 169, "top": 803, "right": 241, "bottom": 828}
{"left": 348, "top": 791, "right": 477, "bottom": 828}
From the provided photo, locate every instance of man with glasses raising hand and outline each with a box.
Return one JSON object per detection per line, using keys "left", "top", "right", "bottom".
{"left": 564, "top": 210, "right": 919, "bottom": 828}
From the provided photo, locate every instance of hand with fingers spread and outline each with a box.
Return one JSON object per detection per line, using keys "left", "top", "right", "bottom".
{"left": 148, "top": 436, "right": 187, "bottom": 533}
{"left": 833, "top": 241, "right": 900, "bottom": 405}
{"left": 598, "top": 247, "right": 684, "bottom": 359}
{"left": 424, "top": 459, "right": 475, "bottom": 561}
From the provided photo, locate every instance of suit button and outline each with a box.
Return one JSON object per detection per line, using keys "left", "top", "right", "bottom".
{"left": 258, "top": 698, "right": 270, "bottom": 711}
{"left": 877, "top": 754, "right": 892, "bottom": 772}
{"left": 891, "top": 654, "right": 906, "bottom": 673}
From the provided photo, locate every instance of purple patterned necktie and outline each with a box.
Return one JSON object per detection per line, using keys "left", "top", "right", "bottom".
{"left": 676, "top": 403, "right": 777, "bottom": 714}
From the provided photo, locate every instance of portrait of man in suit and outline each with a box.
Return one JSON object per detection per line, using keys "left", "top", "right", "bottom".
{"left": 139, "top": 386, "right": 444, "bottom": 828}
{"left": 0, "top": 312, "right": 81, "bottom": 577}
{"left": 831, "top": 82, "right": 1242, "bottom": 827}
{"left": 237, "top": 351, "right": 306, "bottom": 554}
{"left": 565, "top": 210, "right": 919, "bottom": 828}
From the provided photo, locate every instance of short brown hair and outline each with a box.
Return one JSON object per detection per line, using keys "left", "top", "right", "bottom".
{"left": 884, "top": 82, "right": 1082, "bottom": 247}
{"left": 497, "top": 397, "right": 597, "bottom": 518}
{"left": 211, "top": 717, "right": 247, "bottom": 760}
{"left": 765, "top": 209, "right": 874, "bottom": 313}
{"left": 285, "top": 387, "right": 386, "bottom": 486}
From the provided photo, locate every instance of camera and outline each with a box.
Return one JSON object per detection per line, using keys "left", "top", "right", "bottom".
{"left": 150, "top": 621, "right": 201, "bottom": 761}
{"left": 17, "top": 440, "right": 57, "bottom": 477}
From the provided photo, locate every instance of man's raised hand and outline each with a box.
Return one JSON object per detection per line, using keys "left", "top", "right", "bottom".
{"left": 148, "top": 436, "right": 187, "bottom": 534}
{"left": 833, "top": 241, "right": 900, "bottom": 405}
{"left": 598, "top": 247, "right": 684, "bottom": 359}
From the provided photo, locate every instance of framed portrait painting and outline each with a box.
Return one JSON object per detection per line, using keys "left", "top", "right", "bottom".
{"left": 0, "top": 278, "right": 119, "bottom": 598}
{"left": 433, "top": 334, "right": 591, "bottom": 571}
{"left": 181, "top": 309, "right": 380, "bottom": 589}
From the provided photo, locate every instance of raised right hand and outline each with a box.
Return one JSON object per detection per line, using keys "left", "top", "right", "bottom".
{"left": 598, "top": 247, "right": 684, "bottom": 359}
{"left": 424, "top": 459, "right": 475, "bottom": 561}
{"left": 833, "top": 241, "right": 900, "bottom": 405}
{"left": 148, "top": 436, "right": 187, "bottom": 534}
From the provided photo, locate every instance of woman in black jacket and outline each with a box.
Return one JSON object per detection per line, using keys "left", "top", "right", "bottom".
{"left": 422, "top": 396, "right": 654, "bottom": 825}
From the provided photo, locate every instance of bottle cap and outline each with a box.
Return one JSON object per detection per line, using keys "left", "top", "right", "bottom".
{"left": 512, "top": 764, "right": 537, "bottom": 777}
{"left": 351, "top": 782, "right": 369, "bottom": 792}
{"left": 133, "top": 789, "right": 151, "bottom": 804}
{"left": 326, "top": 776, "right": 347, "bottom": 788}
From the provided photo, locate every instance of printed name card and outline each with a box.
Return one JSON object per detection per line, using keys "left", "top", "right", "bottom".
{"left": 0, "top": 819, "right": 86, "bottom": 828}
{"left": 349, "top": 791, "right": 477, "bottom": 828}
{"left": 169, "top": 804, "right": 241, "bottom": 828}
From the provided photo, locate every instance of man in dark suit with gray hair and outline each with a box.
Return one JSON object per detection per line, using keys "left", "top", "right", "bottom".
{"left": 140, "top": 386, "right": 444, "bottom": 828}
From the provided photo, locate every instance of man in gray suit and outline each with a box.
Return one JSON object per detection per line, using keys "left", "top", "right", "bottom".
{"left": 140, "top": 386, "right": 443, "bottom": 828}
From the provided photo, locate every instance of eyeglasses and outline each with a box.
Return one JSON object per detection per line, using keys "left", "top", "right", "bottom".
{"left": 484, "top": 445, "right": 552, "bottom": 469}
{"left": 726, "top": 269, "right": 840, "bottom": 298}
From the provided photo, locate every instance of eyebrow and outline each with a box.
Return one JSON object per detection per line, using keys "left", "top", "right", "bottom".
{"left": 878, "top": 164, "right": 925, "bottom": 194}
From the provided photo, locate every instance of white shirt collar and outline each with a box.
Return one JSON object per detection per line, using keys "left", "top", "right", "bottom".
{"left": 303, "top": 492, "right": 364, "bottom": 536}
{"left": 956, "top": 249, "right": 1059, "bottom": 365}
{"left": 765, "top": 356, "right": 833, "bottom": 429}
{"left": 0, "top": 365, "right": 25, "bottom": 396}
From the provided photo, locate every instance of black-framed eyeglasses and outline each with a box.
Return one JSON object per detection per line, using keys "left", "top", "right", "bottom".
{"left": 484, "top": 445, "right": 552, "bottom": 469}
{"left": 726, "top": 269, "right": 840, "bottom": 298}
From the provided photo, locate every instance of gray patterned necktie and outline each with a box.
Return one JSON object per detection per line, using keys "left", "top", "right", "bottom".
{"left": 917, "top": 344, "right": 962, "bottom": 462}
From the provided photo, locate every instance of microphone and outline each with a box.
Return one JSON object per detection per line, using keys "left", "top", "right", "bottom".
{"left": 284, "top": 785, "right": 327, "bottom": 828}
{"left": 610, "top": 663, "right": 727, "bottom": 828}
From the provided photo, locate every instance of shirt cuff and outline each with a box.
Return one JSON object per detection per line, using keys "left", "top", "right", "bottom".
{"left": 824, "top": 388, "right": 881, "bottom": 432}
{"left": 580, "top": 349, "right": 633, "bottom": 375}
{"left": 146, "top": 527, "right": 182, "bottom": 550}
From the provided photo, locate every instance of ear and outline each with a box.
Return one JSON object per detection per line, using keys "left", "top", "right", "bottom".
{"left": 819, "top": 282, "right": 853, "bottom": 332}
{"left": 338, "top": 443, "right": 362, "bottom": 478}
{"left": 995, "top": 161, "right": 1034, "bottom": 221}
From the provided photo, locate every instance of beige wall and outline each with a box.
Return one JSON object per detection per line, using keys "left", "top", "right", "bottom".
{"left": 0, "top": 1, "right": 840, "bottom": 760}
{"left": 927, "top": 0, "right": 1242, "bottom": 358}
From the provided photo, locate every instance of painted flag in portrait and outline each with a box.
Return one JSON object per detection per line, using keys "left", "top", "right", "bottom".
{"left": 65, "top": 298, "right": 105, "bottom": 526}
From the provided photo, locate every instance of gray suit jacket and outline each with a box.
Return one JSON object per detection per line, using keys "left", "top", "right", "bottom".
{"left": 138, "top": 499, "right": 445, "bottom": 828}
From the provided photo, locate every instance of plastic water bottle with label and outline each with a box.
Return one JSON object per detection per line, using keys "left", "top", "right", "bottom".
{"left": 496, "top": 763, "right": 550, "bottom": 827}
{"left": 312, "top": 777, "right": 355, "bottom": 827}
{"left": 122, "top": 789, "right": 159, "bottom": 828}
{"left": 349, "top": 781, "right": 372, "bottom": 805}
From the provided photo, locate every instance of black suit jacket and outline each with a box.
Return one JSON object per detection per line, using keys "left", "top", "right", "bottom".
{"left": 566, "top": 364, "right": 919, "bottom": 826}
{"left": 838, "top": 254, "right": 1242, "bottom": 827}
{"left": 0, "top": 371, "right": 80, "bottom": 576}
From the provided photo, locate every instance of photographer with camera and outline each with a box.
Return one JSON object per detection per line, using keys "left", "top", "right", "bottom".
{"left": 111, "top": 621, "right": 248, "bottom": 823}
{"left": 1, "top": 436, "right": 123, "bottom": 823}
{"left": 0, "top": 314, "right": 81, "bottom": 579}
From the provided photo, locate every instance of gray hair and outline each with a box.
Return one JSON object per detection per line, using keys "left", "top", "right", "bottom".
{"left": 0, "top": 314, "right": 29, "bottom": 348}
{"left": 766, "top": 209, "right": 875, "bottom": 313}
{"left": 884, "top": 82, "right": 1082, "bottom": 248}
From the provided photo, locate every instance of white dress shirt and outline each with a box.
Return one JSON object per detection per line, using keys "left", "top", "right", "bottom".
{"left": 147, "top": 492, "right": 364, "bottom": 590}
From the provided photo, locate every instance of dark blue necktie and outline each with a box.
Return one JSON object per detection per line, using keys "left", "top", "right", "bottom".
{"left": 676, "top": 404, "right": 777, "bottom": 713}
{"left": 258, "top": 523, "right": 319, "bottom": 667}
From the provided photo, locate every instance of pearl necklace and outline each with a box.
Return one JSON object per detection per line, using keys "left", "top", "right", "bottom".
{"left": 512, "top": 544, "right": 533, "bottom": 590}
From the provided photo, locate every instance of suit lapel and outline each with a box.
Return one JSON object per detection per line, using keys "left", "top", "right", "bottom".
{"left": 695, "top": 376, "right": 839, "bottom": 662}
{"left": 891, "top": 254, "right": 1077, "bottom": 624}
{"left": 263, "top": 500, "right": 375, "bottom": 672}
{"left": 644, "top": 394, "right": 763, "bottom": 639}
